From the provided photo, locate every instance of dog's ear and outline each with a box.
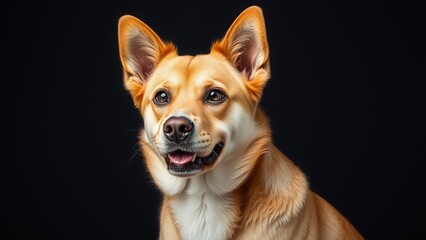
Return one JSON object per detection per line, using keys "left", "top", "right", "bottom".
{"left": 212, "top": 6, "right": 270, "bottom": 100}
{"left": 118, "top": 15, "right": 176, "bottom": 107}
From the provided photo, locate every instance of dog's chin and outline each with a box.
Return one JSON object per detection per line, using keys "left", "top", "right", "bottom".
{"left": 165, "top": 142, "right": 224, "bottom": 177}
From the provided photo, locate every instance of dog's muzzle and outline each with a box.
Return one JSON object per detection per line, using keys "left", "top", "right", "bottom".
{"left": 162, "top": 116, "right": 224, "bottom": 177}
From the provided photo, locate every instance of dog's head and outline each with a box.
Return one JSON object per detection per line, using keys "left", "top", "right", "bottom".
{"left": 118, "top": 6, "right": 271, "bottom": 195}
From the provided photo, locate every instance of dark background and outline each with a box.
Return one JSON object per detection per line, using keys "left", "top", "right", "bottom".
{"left": 3, "top": 0, "right": 424, "bottom": 239}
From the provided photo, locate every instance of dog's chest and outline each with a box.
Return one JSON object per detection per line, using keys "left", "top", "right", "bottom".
{"left": 170, "top": 189, "right": 235, "bottom": 240}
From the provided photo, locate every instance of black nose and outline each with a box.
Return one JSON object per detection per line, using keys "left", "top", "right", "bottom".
{"left": 163, "top": 116, "right": 193, "bottom": 143}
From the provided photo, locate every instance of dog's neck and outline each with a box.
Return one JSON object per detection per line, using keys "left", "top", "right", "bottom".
{"left": 239, "top": 145, "right": 309, "bottom": 227}
{"left": 169, "top": 175, "right": 240, "bottom": 240}
{"left": 169, "top": 142, "right": 309, "bottom": 240}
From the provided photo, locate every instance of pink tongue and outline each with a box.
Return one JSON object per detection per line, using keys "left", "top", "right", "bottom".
{"left": 168, "top": 151, "right": 194, "bottom": 165}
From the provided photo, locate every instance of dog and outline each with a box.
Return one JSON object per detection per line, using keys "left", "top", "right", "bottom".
{"left": 118, "top": 5, "right": 364, "bottom": 240}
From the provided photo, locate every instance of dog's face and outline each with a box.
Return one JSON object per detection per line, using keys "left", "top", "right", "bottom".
{"left": 118, "top": 6, "right": 270, "bottom": 195}
{"left": 136, "top": 55, "right": 250, "bottom": 177}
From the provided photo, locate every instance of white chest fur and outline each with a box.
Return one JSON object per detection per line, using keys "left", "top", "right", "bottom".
{"left": 170, "top": 177, "right": 235, "bottom": 240}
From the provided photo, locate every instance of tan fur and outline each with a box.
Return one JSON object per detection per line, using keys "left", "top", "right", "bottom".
{"left": 118, "top": 5, "right": 364, "bottom": 240}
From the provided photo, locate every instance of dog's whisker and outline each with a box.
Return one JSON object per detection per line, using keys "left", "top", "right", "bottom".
{"left": 127, "top": 142, "right": 143, "bottom": 167}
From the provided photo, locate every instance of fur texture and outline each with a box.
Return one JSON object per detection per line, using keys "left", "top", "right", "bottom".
{"left": 118, "top": 5, "right": 364, "bottom": 240}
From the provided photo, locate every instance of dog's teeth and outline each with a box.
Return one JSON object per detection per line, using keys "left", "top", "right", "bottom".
{"left": 191, "top": 156, "right": 196, "bottom": 162}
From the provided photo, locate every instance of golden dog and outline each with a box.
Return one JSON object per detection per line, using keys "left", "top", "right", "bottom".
{"left": 118, "top": 5, "right": 364, "bottom": 240}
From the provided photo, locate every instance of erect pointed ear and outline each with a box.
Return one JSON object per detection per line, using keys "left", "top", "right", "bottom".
{"left": 118, "top": 15, "right": 176, "bottom": 107}
{"left": 211, "top": 6, "right": 270, "bottom": 85}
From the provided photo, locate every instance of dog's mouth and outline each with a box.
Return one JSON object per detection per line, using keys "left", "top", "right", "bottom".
{"left": 165, "top": 142, "right": 224, "bottom": 177}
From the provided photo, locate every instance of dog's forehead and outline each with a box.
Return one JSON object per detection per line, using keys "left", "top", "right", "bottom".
{"left": 150, "top": 54, "right": 242, "bottom": 89}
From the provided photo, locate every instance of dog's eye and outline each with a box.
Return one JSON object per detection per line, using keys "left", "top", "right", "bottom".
{"left": 153, "top": 90, "right": 170, "bottom": 105}
{"left": 206, "top": 89, "right": 226, "bottom": 104}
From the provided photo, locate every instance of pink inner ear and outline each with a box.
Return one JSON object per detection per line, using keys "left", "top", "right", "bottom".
{"left": 236, "top": 42, "right": 258, "bottom": 78}
{"left": 232, "top": 27, "right": 260, "bottom": 79}
{"left": 135, "top": 55, "right": 154, "bottom": 80}
{"left": 128, "top": 34, "right": 156, "bottom": 82}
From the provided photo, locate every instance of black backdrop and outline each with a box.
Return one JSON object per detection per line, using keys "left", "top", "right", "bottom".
{"left": 3, "top": 0, "right": 424, "bottom": 239}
